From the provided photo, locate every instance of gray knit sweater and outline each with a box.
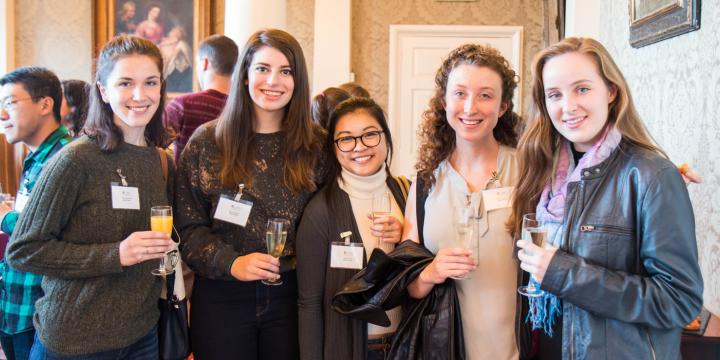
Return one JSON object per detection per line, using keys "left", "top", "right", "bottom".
{"left": 6, "top": 136, "right": 174, "bottom": 355}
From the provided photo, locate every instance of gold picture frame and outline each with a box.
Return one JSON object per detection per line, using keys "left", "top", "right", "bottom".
{"left": 629, "top": 0, "right": 700, "bottom": 48}
{"left": 93, "top": 0, "right": 214, "bottom": 95}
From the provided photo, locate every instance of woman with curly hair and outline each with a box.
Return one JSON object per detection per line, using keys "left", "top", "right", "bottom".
{"left": 402, "top": 44, "right": 527, "bottom": 359}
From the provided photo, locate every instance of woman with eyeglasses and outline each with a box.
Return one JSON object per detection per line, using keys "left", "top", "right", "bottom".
{"left": 297, "top": 97, "right": 409, "bottom": 360}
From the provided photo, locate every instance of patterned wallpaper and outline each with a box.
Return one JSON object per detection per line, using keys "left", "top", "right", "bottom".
{"left": 351, "top": 0, "right": 546, "bottom": 111}
{"left": 14, "top": 0, "right": 93, "bottom": 82}
{"left": 286, "top": 0, "right": 315, "bottom": 85}
{"left": 600, "top": 2, "right": 720, "bottom": 314}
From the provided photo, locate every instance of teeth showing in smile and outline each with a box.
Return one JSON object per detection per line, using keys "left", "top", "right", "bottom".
{"left": 460, "top": 118, "right": 481, "bottom": 125}
{"left": 128, "top": 105, "right": 149, "bottom": 112}
{"left": 562, "top": 116, "right": 586, "bottom": 125}
{"left": 352, "top": 155, "right": 372, "bottom": 163}
{"left": 261, "top": 90, "right": 283, "bottom": 96}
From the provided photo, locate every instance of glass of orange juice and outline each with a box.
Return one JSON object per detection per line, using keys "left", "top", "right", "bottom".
{"left": 150, "top": 205, "right": 176, "bottom": 276}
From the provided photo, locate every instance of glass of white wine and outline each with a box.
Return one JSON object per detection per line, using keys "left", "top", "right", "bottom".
{"left": 263, "top": 218, "right": 289, "bottom": 286}
{"left": 517, "top": 213, "right": 547, "bottom": 297}
{"left": 150, "top": 206, "right": 178, "bottom": 276}
{"left": 450, "top": 204, "right": 475, "bottom": 280}
{"left": 371, "top": 191, "right": 392, "bottom": 248}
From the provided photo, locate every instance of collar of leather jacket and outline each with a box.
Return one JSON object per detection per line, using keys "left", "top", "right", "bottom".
{"left": 331, "top": 240, "right": 434, "bottom": 326}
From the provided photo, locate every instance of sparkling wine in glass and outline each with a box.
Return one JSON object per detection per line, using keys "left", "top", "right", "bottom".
{"left": 371, "top": 191, "right": 392, "bottom": 248}
{"left": 518, "top": 213, "right": 547, "bottom": 297}
{"left": 451, "top": 204, "right": 475, "bottom": 280}
{"left": 263, "top": 218, "right": 289, "bottom": 286}
{"left": 150, "top": 206, "right": 177, "bottom": 276}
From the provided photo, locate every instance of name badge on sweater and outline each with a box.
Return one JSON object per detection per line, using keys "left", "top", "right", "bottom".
{"left": 214, "top": 195, "right": 252, "bottom": 227}
{"left": 330, "top": 242, "right": 364, "bottom": 270}
{"left": 482, "top": 186, "right": 514, "bottom": 212}
{"left": 14, "top": 192, "right": 29, "bottom": 213}
{"left": 111, "top": 184, "right": 140, "bottom": 210}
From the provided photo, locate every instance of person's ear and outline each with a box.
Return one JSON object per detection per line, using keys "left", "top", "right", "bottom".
{"left": 39, "top": 97, "right": 54, "bottom": 116}
{"left": 499, "top": 102, "right": 509, "bottom": 118}
{"left": 97, "top": 82, "right": 110, "bottom": 103}
{"left": 608, "top": 84, "right": 618, "bottom": 104}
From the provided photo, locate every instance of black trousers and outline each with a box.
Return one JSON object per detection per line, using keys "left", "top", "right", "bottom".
{"left": 190, "top": 271, "right": 299, "bottom": 360}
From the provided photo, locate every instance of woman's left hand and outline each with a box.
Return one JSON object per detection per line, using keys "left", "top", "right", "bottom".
{"left": 368, "top": 214, "right": 403, "bottom": 244}
{"left": 516, "top": 240, "right": 558, "bottom": 283}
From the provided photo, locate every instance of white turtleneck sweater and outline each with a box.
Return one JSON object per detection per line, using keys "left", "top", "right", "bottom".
{"left": 338, "top": 164, "right": 403, "bottom": 337}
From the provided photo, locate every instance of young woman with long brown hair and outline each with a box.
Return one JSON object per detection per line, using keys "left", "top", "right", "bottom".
{"left": 7, "top": 35, "right": 174, "bottom": 359}
{"left": 174, "top": 29, "right": 324, "bottom": 359}
{"left": 510, "top": 37, "right": 703, "bottom": 359}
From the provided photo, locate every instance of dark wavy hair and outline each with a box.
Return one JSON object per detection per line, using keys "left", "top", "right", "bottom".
{"left": 415, "top": 43, "right": 522, "bottom": 190}
{"left": 215, "top": 28, "right": 323, "bottom": 193}
{"left": 311, "top": 87, "right": 351, "bottom": 129}
{"left": 84, "top": 35, "right": 169, "bottom": 151}
{"left": 61, "top": 79, "right": 91, "bottom": 137}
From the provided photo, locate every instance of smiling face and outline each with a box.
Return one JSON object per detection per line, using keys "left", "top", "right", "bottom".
{"left": 542, "top": 51, "right": 617, "bottom": 152}
{"left": 333, "top": 109, "right": 388, "bottom": 177}
{"left": 97, "top": 55, "right": 162, "bottom": 134}
{"left": 0, "top": 83, "right": 49, "bottom": 146}
{"left": 444, "top": 63, "right": 507, "bottom": 145}
{"left": 246, "top": 46, "right": 295, "bottom": 119}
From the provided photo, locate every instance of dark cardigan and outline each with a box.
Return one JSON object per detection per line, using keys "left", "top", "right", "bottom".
{"left": 296, "top": 176, "right": 408, "bottom": 360}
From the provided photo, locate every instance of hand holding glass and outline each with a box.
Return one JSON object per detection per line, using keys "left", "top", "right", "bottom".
{"left": 150, "top": 206, "right": 178, "bottom": 276}
{"left": 449, "top": 205, "right": 475, "bottom": 280}
{"left": 371, "top": 192, "right": 392, "bottom": 248}
{"left": 518, "top": 213, "right": 547, "bottom": 297}
{"left": 263, "top": 218, "right": 289, "bottom": 286}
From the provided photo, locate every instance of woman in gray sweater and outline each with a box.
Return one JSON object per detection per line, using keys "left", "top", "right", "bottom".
{"left": 7, "top": 35, "right": 175, "bottom": 359}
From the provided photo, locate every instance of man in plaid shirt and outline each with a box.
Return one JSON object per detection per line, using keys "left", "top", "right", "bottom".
{"left": 0, "top": 67, "right": 71, "bottom": 360}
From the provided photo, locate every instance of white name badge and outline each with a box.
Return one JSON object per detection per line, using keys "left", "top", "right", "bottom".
{"left": 14, "top": 193, "right": 29, "bottom": 213}
{"left": 330, "top": 242, "right": 364, "bottom": 270}
{"left": 111, "top": 185, "right": 141, "bottom": 210}
{"left": 482, "top": 186, "right": 514, "bottom": 212}
{"left": 214, "top": 195, "right": 252, "bottom": 227}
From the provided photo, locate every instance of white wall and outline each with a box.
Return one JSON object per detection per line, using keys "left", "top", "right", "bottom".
{"left": 311, "top": 0, "right": 351, "bottom": 94}
{"left": 225, "top": 0, "right": 287, "bottom": 50}
{"left": 565, "top": 0, "right": 601, "bottom": 39}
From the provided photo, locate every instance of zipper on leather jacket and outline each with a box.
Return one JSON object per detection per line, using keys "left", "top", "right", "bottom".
{"left": 579, "top": 224, "right": 632, "bottom": 235}
{"left": 645, "top": 328, "right": 657, "bottom": 360}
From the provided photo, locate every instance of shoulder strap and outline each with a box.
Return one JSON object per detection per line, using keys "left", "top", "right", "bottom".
{"left": 416, "top": 176, "right": 428, "bottom": 247}
{"left": 386, "top": 175, "right": 411, "bottom": 213}
{"left": 157, "top": 148, "right": 168, "bottom": 183}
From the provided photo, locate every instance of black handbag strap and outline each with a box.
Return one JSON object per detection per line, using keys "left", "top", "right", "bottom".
{"left": 386, "top": 175, "right": 411, "bottom": 213}
{"left": 165, "top": 271, "right": 176, "bottom": 301}
{"left": 415, "top": 176, "right": 429, "bottom": 247}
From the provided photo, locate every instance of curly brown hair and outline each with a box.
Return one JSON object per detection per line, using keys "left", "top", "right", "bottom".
{"left": 415, "top": 44, "right": 522, "bottom": 190}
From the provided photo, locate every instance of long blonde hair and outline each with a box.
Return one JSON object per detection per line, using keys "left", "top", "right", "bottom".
{"left": 509, "top": 37, "right": 665, "bottom": 235}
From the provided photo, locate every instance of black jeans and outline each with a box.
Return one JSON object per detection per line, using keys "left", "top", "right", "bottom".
{"left": 190, "top": 272, "right": 299, "bottom": 360}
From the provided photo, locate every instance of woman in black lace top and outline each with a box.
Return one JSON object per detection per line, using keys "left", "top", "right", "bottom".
{"left": 174, "top": 28, "right": 324, "bottom": 360}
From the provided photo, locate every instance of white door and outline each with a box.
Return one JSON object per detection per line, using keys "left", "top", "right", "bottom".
{"left": 388, "top": 25, "right": 523, "bottom": 178}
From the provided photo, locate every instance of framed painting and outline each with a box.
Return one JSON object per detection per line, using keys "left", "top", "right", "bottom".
{"left": 93, "top": 0, "right": 214, "bottom": 95}
{"left": 629, "top": 0, "right": 700, "bottom": 48}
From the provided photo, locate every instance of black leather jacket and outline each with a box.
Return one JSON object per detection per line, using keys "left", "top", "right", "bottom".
{"left": 540, "top": 141, "right": 703, "bottom": 360}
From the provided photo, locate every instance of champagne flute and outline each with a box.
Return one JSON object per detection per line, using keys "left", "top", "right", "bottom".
{"left": 150, "top": 206, "right": 177, "bottom": 276}
{"left": 517, "top": 213, "right": 547, "bottom": 297}
{"left": 450, "top": 204, "right": 474, "bottom": 280}
{"left": 263, "top": 218, "right": 289, "bottom": 286}
{"left": 371, "top": 191, "right": 392, "bottom": 248}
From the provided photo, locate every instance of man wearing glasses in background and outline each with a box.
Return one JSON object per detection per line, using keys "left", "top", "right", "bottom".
{"left": 0, "top": 66, "right": 71, "bottom": 360}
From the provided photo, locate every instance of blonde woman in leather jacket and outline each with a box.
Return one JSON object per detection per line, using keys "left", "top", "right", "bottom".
{"left": 510, "top": 37, "right": 703, "bottom": 360}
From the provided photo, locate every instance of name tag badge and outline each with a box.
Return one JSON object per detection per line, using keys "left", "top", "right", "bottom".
{"left": 482, "top": 186, "right": 514, "bottom": 212}
{"left": 214, "top": 195, "right": 253, "bottom": 227}
{"left": 330, "top": 242, "right": 364, "bottom": 270}
{"left": 14, "top": 193, "right": 30, "bottom": 213}
{"left": 111, "top": 184, "right": 141, "bottom": 210}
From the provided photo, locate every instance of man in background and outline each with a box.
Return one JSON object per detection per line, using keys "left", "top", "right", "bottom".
{"left": 164, "top": 34, "right": 238, "bottom": 162}
{"left": 0, "top": 66, "right": 71, "bottom": 360}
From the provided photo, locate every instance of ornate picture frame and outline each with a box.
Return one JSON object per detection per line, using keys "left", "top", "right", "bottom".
{"left": 629, "top": 0, "right": 700, "bottom": 48}
{"left": 93, "top": 0, "right": 214, "bottom": 95}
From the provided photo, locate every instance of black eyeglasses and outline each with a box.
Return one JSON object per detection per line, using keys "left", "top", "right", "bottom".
{"left": 334, "top": 130, "right": 384, "bottom": 152}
